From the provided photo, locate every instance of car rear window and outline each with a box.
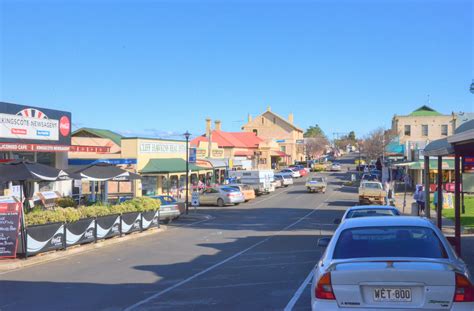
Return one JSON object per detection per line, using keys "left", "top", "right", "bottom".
{"left": 221, "top": 187, "right": 238, "bottom": 192}
{"left": 363, "top": 183, "right": 382, "bottom": 189}
{"left": 311, "top": 177, "right": 323, "bottom": 182}
{"left": 346, "top": 209, "right": 399, "bottom": 218}
{"left": 333, "top": 226, "right": 448, "bottom": 259}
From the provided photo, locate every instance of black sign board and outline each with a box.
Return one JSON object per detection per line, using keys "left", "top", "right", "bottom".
{"left": 0, "top": 201, "right": 22, "bottom": 259}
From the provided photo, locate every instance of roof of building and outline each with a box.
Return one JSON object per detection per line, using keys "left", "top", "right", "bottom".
{"left": 191, "top": 131, "right": 263, "bottom": 148}
{"left": 408, "top": 105, "right": 443, "bottom": 117}
{"left": 73, "top": 128, "right": 123, "bottom": 146}
{"left": 260, "top": 110, "right": 303, "bottom": 132}
{"left": 140, "top": 158, "right": 208, "bottom": 174}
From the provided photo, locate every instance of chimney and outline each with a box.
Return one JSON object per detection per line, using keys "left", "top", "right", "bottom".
{"left": 205, "top": 118, "right": 212, "bottom": 137}
{"left": 288, "top": 112, "right": 294, "bottom": 124}
{"left": 215, "top": 120, "right": 221, "bottom": 131}
{"left": 267, "top": 105, "right": 271, "bottom": 112}
{"left": 248, "top": 113, "right": 252, "bottom": 123}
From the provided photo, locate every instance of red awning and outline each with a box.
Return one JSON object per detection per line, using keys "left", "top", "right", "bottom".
{"left": 271, "top": 150, "right": 289, "bottom": 157}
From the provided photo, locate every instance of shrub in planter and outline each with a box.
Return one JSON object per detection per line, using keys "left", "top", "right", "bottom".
{"left": 56, "top": 197, "right": 77, "bottom": 208}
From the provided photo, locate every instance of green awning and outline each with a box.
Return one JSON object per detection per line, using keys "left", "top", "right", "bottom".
{"left": 140, "top": 158, "right": 208, "bottom": 174}
{"left": 405, "top": 159, "right": 454, "bottom": 170}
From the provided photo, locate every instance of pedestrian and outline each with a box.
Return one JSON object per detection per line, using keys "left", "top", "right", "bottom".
{"left": 417, "top": 186, "right": 426, "bottom": 216}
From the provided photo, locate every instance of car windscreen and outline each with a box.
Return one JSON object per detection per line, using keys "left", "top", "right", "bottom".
{"left": 363, "top": 183, "right": 382, "bottom": 189}
{"left": 311, "top": 177, "right": 323, "bottom": 182}
{"left": 221, "top": 187, "right": 238, "bottom": 192}
{"left": 346, "top": 209, "right": 399, "bottom": 218}
{"left": 333, "top": 226, "right": 448, "bottom": 259}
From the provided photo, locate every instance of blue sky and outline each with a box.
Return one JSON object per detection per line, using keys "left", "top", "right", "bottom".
{"left": 1, "top": 0, "right": 472, "bottom": 140}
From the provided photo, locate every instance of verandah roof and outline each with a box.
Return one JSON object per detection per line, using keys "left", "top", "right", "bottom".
{"left": 140, "top": 158, "right": 208, "bottom": 174}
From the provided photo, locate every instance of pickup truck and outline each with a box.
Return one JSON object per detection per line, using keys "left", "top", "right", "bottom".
{"left": 305, "top": 176, "right": 327, "bottom": 193}
{"left": 358, "top": 181, "right": 386, "bottom": 205}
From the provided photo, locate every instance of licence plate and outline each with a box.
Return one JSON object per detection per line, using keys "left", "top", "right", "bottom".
{"left": 373, "top": 288, "right": 411, "bottom": 302}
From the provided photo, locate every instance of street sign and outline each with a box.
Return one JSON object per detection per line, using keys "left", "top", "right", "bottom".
{"left": 276, "top": 139, "right": 285, "bottom": 143}
{"left": 191, "top": 192, "right": 200, "bottom": 207}
{"left": 296, "top": 139, "right": 304, "bottom": 144}
{"left": 189, "top": 147, "right": 197, "bottom": 163}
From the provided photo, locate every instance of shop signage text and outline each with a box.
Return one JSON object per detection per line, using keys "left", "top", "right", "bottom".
{"left": 69, "top": 145, "right": 111, "bottom": 153}
{"left": 139, "top": 142, "right": 185, "bottom": 154}
{"left": 0, "top": 143, "right": 70, "bottom": 152}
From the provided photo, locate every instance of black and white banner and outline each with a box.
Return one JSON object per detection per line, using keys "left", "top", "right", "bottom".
{"left": 121, "top": 212, "right": 141, "bottom": 234}
{"left": 26, "top": 222, "right": 65, "bottom": 255}
{"left": 66, "top": 218, "right": 95, "bottom": 246}
{"left": 96, "top": 215, "right": 121, "bottom": 239}
{"left": 142, "top": 211, "right": 159, "bottom": 230}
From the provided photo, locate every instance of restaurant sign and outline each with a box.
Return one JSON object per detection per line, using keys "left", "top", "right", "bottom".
{"left": 139, "top": 142, "right": 185, "bottom": 154}
{"left": 0, "top": 102, "right": 71, "bottom": 145}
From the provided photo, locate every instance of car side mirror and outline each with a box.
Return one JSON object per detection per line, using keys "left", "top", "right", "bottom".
{"left": 317, "top": 237, "right": 330, "bottom": 248}
{"left": 333, "top": 218, "right": 341, "bottom": 225}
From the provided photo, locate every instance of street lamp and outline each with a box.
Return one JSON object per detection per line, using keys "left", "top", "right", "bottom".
{"left": 184, "top": 131, "right": 191, "bottom": 215}
{"left": 470, "top": 79, "right": 474, "bottom": 94}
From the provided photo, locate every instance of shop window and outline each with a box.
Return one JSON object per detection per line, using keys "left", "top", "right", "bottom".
{"left": 404, "top": 125, "right": 411, "bottom": 136}
{"left": 422, "top": 124, "right": 428, "bottom": 137}
{"left": 142, "top": 176, "right": 158, "bottom": 196}
{"left": 441, "top": 124, "right": 448, "bottom": 136}
{"left": 260, "top": 158, "right": 267, "bottom": 164}
{"left": 38, "top": 181, "right": 54, "bottom": 192}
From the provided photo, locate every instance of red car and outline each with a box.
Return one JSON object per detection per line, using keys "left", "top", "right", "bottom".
{"left": 290, "top": 166, "right": 308, "bottom": 177}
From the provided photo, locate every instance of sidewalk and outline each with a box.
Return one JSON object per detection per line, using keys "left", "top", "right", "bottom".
{"left": 394, "top": 192, "right": 474, "bottom": 271}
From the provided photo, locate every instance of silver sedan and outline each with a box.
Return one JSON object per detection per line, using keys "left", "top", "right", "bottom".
{"left": 199, "top": 186, "right": 245, "bottom": 207}
{"left": 312, "top": 216, "right": 473, "bottom": 310}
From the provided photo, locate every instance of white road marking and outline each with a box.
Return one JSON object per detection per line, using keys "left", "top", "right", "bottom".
{"left": 284, "top": 268, "right": 314, "bottom": 311}
{"left": 124, "top": 198, "right": 329, "bottom": 311}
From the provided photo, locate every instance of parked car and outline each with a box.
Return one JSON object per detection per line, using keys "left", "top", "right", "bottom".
{"left": 291, "top": 164, "right": 310, "bottom": 174}
{"left": 305, "top": 176, "right": 327, "bottom": 193}
{"left": 199, "top": 186, "right": 245, "bottom": 207}
{"left": 313, "top": 216, "right": 474, "bottom": 310}
{"left": 280, "top": 168, "right": 301, "bottom": 178}
{"left": 274, "top": 173, "right": 293, "bottom": 187}
{"left": 329, "top": 163, "right": 342, "bottom": 171}
{"left": 358, "top": 181, "right": 386, "bottom": 205}
{"left": 361, "top": 173, "right": 379, "bottom": 182}
{"left": 150, "top": 195, "right": 181, "bottom": 223}
{"left": 334, "top": 205, "right": 400, "bottom": 224}
{"left": 227, "top": 184, "right": 256, "bottom": 201}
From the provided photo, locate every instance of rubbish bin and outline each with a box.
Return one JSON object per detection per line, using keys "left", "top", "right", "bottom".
{"left": 411, "top": 202, "right": 419, "bottom": 216}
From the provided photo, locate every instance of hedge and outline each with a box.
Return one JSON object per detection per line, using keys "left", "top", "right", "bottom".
{"left": 25, "top": 197, "right": 161, "bottom": 226}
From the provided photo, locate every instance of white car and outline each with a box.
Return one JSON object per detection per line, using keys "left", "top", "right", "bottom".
{"left": 330, "top": 163, "right": 342, "bottom": 171}
{"left": 280, "top": 168, "right": 301, "bottom": 178}
{"left": 274, "top": 173, "right": 293, "bottom": 187}
{"left": 312, "top": 216, "right": 473, "bottom": 310}
{"left": 334, "top": 205, "right": 401, "bottom": 224}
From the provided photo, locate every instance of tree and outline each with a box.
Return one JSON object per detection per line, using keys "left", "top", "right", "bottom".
{"left": 305, "top": 136, "right": 329, "bottom": 159}
{"left": 304, "top": 124, "right": 326, "bottom": 138}
{"left": 361, "top": 127, "right": 397, "bottom": 161}
{"left": 348, "top": 131, "right": 356, "bottom": 141}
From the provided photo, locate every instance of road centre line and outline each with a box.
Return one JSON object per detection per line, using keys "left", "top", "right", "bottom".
{"left": 124, "top": 193, "right": 333, "bottom": 311}
{"left": 284, "top": 268, "right": 315, "bottom": 311}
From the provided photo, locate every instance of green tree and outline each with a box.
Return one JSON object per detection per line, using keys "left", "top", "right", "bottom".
{"left": 348, "top": 131, "right": 356, "bottom": 141}
{"left": 304, "top": 124, "right": 326, "bottom": 138}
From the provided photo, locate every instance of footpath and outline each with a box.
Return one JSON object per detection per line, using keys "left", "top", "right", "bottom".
{"left": 394, "top": 192, "right": 474, "bottom": 271}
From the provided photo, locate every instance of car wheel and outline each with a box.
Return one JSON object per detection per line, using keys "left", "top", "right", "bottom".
{"left": 234, "top": 203, "right": 240, "bottom": 206}
{"left": 217, "top": 198, "right": 224, "bottom": 207}
{"left": 162, "top": 218, "right": 171, "bottom": 224}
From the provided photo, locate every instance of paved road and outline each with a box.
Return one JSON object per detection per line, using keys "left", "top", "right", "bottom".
{"left": 0, "top": 158, "right": 358, "bottom": 311}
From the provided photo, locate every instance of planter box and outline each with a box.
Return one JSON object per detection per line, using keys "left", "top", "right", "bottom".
{"left": 141, "top": 210, "right": 159, "bottom": 230}
{"left": 121, "top": 212, "right": 141, "bottom": 234}
{"left": 26, "top": 222, "right": 65, "bottom": 256}
{"left": 66, "top": 218, "right": 95, "bottom": 247}
{"left": 96, "top": 214, "right": 121, "bottom": 240}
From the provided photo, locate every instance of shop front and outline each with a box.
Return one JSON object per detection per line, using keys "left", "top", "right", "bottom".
{"left": 0, "top": 102, "right": 72, "bottom": 197}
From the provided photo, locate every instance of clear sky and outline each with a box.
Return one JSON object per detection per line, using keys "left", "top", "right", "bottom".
{"left": 1, "top": 0, "right": 472, "bottom": 140}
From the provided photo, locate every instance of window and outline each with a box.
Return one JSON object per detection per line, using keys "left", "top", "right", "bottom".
{"left": 273, "top": 117, "right": 276, "bottom": 124}
{"left": 261, "top": 117, "right": 264, "bottom": 125}
{"left": 252, "top": 129, "right": 258, "bottom": 136}
{"left": 441, "top": 124, "right": 448, "bottom": 136}
{"left": 422, "top": 124, "right": 428, "bottom": 136}
{"left": 404, "top": 125, "right": 411, "bottom": 136}
{"left": 333, "top": 226, "right": 447, "bottom": 259}
{"left": 280, "top": 146, "right": 286, "bottom": 153}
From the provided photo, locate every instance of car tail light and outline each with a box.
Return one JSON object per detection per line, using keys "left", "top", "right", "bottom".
{"left": 315, "top": 272, "right": 335, "bottom": 300}
{"left": 454, "top": 273, "right": 474, "bottom": 302}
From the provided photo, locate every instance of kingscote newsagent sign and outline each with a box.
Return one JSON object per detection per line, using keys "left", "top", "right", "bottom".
{"left": 0, "top": 102, "right": 71, "bottom": 150}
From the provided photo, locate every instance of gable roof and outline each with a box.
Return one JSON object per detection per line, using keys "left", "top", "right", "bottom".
{"left": 409, "top": 105, "right": 442, "bottom": 117}
{"left": 191, "top": 131, "right": 263, "bottom": 148}
{"left": 72, "top": 127, "right": 123, "bottom": 146}
{"left": 261, "top": 110, "right": 303, "bottom": 132}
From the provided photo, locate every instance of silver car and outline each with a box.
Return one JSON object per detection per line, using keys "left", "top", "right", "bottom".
{"left": 274, "top": 173, "right": 293, "bottom": 187}
{"left": 334, "top": 205, "right": 401, "bottom": 224}
{"left": 313, "top": 216, "right": 473, "bottom": 310}
{"left": 199, "top": 186, "right": 245, "bottom": 207}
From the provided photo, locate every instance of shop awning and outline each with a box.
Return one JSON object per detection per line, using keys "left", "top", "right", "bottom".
{"left": 271, "top": 150, "right": 289, "bottom": 157}
{"left": 140, "top": 158, "right": 208, "bottom": 174}
{"left": 205, "top": 158, "right": 228, "bottom": 168}
{"left": 394, "top": 159, "right": 454, "bottom": 170}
